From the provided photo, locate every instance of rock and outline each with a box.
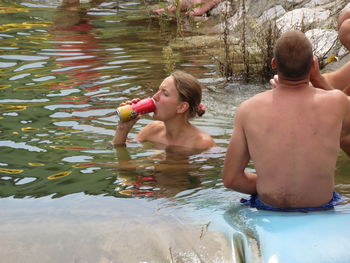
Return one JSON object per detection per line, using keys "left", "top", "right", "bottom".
{"left": 246, "top": 0, "right": 286, "bottom": 18}
{"left": 213, "top": 7, "right": 243, "bottom": 33}
{"left": 257, "top": 5, "right": 286, "bottom": 25}
{"left": 180, "top": 0, "right": 349, "bottom": 77}
{"left": 305, "top": 0, "right": 335, "bottom": 8}
{"left": 209, "top": 1, "right": 233, "bottom": 16}
{"left": 276, "top": 8, "right": 330, "bottom": 32}
{"left": 169, "top": 35, "right": 239, "bottom": 49}
{"left": 286, "top": 0, "right": 304, "bottom": 3}
{"left": 342, "top": 3, "right": 350, "bottom": 12}
{"left": 338, "top": 46, "right": 348, "bottom": 57}
{"left": 305, "top": 29, "right": 338, "bottom": 58}
{"left": 323, "top": 53, "right": 350, "bottom": 73}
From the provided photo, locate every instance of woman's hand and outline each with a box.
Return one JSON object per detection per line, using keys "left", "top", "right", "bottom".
{"left": 119, "top": 98, "right": 141, "bottom": 107}
{"left": 112, "top": 115, "right": 141, "bottom": 146}
{"left": 112, "top": 99, "right": 141, "bottom": 146}
{"left": 118, "top": 114, "right": 140, "bottom": 132}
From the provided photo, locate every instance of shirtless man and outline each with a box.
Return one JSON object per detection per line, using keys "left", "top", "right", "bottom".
{"left": 223, "top": 30, "right": 350, "bottom": 211}
{"left": 153, "top": 0, "right": 224, "bottom": 16}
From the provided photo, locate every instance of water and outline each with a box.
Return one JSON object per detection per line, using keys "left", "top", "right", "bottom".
{"left": 1, "top": 0, "right": 350, "bottom": 262}
{"left": 0, "top": 0, "right": 259, "bottom": 201}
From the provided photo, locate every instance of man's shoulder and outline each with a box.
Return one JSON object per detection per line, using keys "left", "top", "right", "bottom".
{"left": 327, "top": 89, "right": 348, "bottom": 98}
{"left": 314, "top": 89, "right": 349, "bottom": 115}
{"left": 240, "top": 90, "right": 272, "bottom": 107}
{"left": 235, "top": 90, "right": 272, "bottom": 119}
{"left": 315, "top": 88, "right": 348, "bottom": 101}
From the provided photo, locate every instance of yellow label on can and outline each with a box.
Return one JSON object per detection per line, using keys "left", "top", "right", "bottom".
{"left": 117, "top": 105, "right": 134, "bottom": 121}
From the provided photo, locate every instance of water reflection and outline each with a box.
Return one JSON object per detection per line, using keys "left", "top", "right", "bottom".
{"left": 49, "top": 0, "right": 103, "bottom": 92}
{"left": 114, "top": 143, "right": 226, "bottom": 198}
{"left": 0, "top": 0, "right": 349, "bottom": 204}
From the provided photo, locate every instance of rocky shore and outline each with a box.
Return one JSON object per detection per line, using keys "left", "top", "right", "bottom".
{"left": 209, "top": 0, "right": 350, "bottom": 67}
{"left": 153, "top": 0, "right": 350, "bottom": 79}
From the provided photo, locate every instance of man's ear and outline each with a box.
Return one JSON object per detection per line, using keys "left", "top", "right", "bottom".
{"left": 177, "top": 101, "right": 189, "bottom": 114}
{"left": 271, "top": 58, "right": 277, "bottom": 69}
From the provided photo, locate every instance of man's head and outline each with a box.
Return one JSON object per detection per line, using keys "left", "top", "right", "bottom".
{"left": 273, "top": 30, "right": 313, "bottom": 80}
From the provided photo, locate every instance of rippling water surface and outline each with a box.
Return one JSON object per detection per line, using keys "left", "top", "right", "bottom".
{"left": 0, "top": 0, "right": 256, "bottom": 200}
{"left": 1, "top": 0, "right": 350, "bottom": 261}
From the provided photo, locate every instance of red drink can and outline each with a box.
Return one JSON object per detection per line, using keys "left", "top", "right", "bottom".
{"left": 116, "top": 98, "right": 156, "bottom": 122}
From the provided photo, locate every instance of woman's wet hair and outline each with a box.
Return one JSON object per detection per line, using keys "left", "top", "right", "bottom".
{"left": 273, "top": 30, "right": 313, "bottom": 80}
{"left": 171, "top": 70, "right": 205, "bottom": 118}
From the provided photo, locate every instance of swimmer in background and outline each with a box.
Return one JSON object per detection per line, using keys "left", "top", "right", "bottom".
{"left": 112, "top": 70, "right": 215, "bottom": 153}
{"left": 309, "top": 8, "right": 350, "bottom": 93}
{"left": 304, "top": 8, "right": 350, "bottom": 157}
{"left": 223, "top": 30, "right": 350, "bottom": 211}
{"left": 153, "top": 0, "right": 224, "bottom": 16}
{"left": 338, "top": 8, "right": 350, "bottom": 51}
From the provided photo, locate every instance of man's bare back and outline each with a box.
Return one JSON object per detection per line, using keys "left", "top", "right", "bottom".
{"left": 223, "top": 30, "right": 350, "bottom": 209}
{"left": 238, "top": 85, "right": 347, "bottom": 207}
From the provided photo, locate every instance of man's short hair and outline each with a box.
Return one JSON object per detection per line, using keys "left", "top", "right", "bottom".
{"left": 274, "top": 30, "right": 313, "bottom": 80}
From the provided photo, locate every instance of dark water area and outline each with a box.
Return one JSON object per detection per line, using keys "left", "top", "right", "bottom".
{"left": 1, "top": 0, "right": 350, "bottom": 262}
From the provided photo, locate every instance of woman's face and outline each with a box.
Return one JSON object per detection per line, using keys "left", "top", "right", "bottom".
{"left": 152, "top": 76, "right": 182, "bottom": 121}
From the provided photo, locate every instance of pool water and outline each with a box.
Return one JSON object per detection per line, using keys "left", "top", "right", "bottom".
{"left": 1, "top": 0, "right": 350, "bottom": 262}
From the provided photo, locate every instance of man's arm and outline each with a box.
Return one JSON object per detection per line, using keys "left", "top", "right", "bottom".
{"left": 222, "top": 108, "right": 257, "bottom": 194}
{"left": 340, "top": 93, "right": 350, "bottom": 136}
{"left": 323, "top": 61, "right": 350, "bottom": 92}
{"left": 339, "top": 92, "right": 350, "bottom": 156}
{"left": 310, "top": 56, "right": 333, "bottom": 90}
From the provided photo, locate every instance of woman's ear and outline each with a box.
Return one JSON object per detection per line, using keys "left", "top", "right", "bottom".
{"left": 177, "top": 101, "right": 189, "bottom": 114}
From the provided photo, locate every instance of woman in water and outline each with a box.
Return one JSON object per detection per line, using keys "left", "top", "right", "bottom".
{"left": 112, "top": 70, "right": 215, "bottom": 152}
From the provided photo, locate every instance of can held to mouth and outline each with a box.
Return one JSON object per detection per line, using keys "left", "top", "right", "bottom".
{"left": 116, "top": 98, "right": 156, "bottom": 122}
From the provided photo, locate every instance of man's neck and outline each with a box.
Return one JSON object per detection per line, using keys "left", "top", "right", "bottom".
{"left": 276, "top": 75, "right": 310, "bottom": 90}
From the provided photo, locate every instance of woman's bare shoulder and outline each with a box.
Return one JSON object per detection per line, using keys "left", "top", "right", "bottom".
{"left": 193, "top": 127, "right": 216, "bottom": 150}
{"left": 144, "top": 121, "right": 165, "bottom": 131}
{"left": 136, "top": 121, "right": 164, "bottom": 141}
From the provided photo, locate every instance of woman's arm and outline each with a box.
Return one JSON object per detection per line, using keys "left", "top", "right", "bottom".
{"left": 112, "top": 116, "right": 140, "bottom": 146}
